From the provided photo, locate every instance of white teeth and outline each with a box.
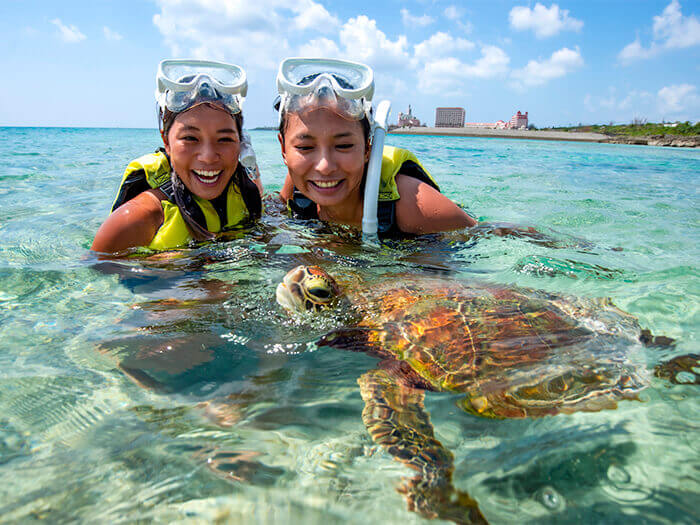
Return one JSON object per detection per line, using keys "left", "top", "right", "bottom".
{"left": 193, "top": 169, "right": 222, "bottom": 179}
{"left": 313, "top": 180, "right": 341, "bottom": 188}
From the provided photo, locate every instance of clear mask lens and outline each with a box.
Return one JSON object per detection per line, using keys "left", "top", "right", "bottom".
{"left": 276, "top": 58, "right": 375, "bottom": 123}
{"left": 156, "top": 60, "right": 247, "bottom": 122}
{"left": 160, "top": 77, "right": 242, "bottom": 115}
{"left": 160, "top": 62, "right": 246, "bottom": 91}
{"left": 283, "top": 93, "right": 366, "bottom": 121}
{"left": 282, "top": 77, "right": 366, "bottom": 121}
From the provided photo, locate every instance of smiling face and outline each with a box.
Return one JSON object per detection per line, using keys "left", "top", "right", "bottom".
{"left": 164, "top": 103, "right": 241, "bottom": 201}
{"left": 280, "top": 108, "right": 370, "bottom": 220}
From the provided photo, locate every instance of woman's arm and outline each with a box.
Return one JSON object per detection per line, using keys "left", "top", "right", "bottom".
{"left": 394, "top": 174, "right": 477, "bottom": 234}
{"left": 91, "top": 190, "right": 165, "bottom": 253}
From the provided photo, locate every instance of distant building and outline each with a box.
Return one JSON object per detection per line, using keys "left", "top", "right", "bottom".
{"left": 435, "top": 107, "right": 465, "bottom": 128}
{"left": 510, "top": 111, "right": 528, "bottom": 129}
{"left": 397, "top": 105, "right": 421, "bottom": 128}
{"left": 464, "top": 120, "right": 509, "bottom": 129}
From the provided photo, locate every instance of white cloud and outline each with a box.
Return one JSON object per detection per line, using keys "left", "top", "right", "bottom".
{"left": 298, "top": 37, "right": 340, "bottom": 58}
{"left": 293, "top": 0, "right": 340, "bottom": 31}
{"left": 418, "top": 58, "right": 469, "bottom": 94}
{"left": 585, "top": 84, "right": 699, "bottom": 121}
{"left": 658, "top": 83, "right": 699, "bottom": 114}
{"left": 442, "top": 5, "right": 473, "bottom": 33}
{"left": 618, "top": 38, "right": 659, "bottom": 63}
{"left": 51, "top": 19, "right": 86, "bottom": 43}
{"left": 401, "top": 8, "right": 434, "bottom": 28}
{"left": 444, "top": 6, "right": 463, "bottom": 20}
{"left": 153, "top": 0, "right": 338, "bottom": 70}
{"left": 153, "top": 0, "right": 416, "bottom": 105}
{"left": 619, "top": 1, "right": 700, "bottom": 64}
{"left": 338, "top": 16, "right": 410, "bottom": 70}
{"left": 584, "top": 88, "right": 653, "bottom": 113}
{"left": 653, "top": 0, "right": 700, "bottom": 48}
{"left": 511, "top": 46, "right": 583, "bottom": 87}
{"left": 509, "top": 3, "right": 583, "bottom": 38}
{"left": 418, "top": 45, "right": 510, "bottom": 94}
{"left": 465, "top": 46, "right": 510, "bottom": 78}
{"left": 413, "top": 32, "right": 474, "bottom": 60}
{"left": 103, "top": 26, "right": 123, "bottom": 41}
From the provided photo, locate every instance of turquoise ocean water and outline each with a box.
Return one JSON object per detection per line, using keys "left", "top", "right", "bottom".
{"left": 1, "top": 127, "right": 698, "bottom": 523}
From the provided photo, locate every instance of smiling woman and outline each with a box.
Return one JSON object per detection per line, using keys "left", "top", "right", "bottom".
{"left": 276, "top": 57, "right": 476, "bottom": 236}
{"left": 92, "top": 59, "right": 263, "bottom": 254}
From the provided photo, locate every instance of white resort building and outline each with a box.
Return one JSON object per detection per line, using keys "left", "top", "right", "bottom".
{"left": 435, "top": 107, "right": 465, "bottom": 128}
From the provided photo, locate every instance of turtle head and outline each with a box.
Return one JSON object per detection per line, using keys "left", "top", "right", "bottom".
{"left": 276, "top": 265, "right": 342, "bottom": 313}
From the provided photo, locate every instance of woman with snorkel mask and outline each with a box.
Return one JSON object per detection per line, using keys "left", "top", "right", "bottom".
{"left": 276, "top": 58, "right": 476, "bottom": 236}
{"left": 92, "top": 60, "right": 262, "bottom": 253}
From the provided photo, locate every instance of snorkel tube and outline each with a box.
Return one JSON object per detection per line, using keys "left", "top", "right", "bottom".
{"left": 239, "top": 131, "right": 259, "bottom": 174}
{"left": 362, "top": 100, "right": 391, "bottom": 241}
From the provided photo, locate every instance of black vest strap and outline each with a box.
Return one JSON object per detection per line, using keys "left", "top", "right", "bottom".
{"left": 288, "top": 189, "right": 319, "bottom": 219}
{"left": 112, "top": 168, "right": 150, "bottom": 213}
{"left": 377, "top": 200, "right": 396, "bottom": 235}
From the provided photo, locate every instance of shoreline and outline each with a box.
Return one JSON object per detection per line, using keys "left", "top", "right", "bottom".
{"left": 389, "top": 127, "right": 699, "bottom": 147}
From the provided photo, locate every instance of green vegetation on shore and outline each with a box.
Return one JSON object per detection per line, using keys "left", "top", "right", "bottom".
{"left": 540, "top": 121, "right": 700, "bottom": 137}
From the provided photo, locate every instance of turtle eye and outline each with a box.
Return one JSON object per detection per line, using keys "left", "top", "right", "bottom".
{"left": 308, "top": 287, "right": 331, "bottom": 300}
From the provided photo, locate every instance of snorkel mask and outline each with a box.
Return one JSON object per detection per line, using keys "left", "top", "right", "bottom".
{"left": 156, "top": 59, "right": 248, "bottom": 132}
{"left": 276, "top": 58, "right": 374, "bottom": 124}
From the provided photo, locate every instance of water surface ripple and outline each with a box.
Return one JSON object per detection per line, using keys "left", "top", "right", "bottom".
{"left": 0, "top": 128, "right": 697, "bottom": 524}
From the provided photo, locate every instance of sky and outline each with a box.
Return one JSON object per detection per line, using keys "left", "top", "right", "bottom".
{"left": 1, "top": 0, "right": 699, "bottom": 128}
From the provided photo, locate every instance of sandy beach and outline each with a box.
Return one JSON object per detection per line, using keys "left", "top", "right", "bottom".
{"left": 390, "top": 126, "right": 700, "bottom": 147}
{"left": 390, "top": 126, "right": 609, "bottom": 143}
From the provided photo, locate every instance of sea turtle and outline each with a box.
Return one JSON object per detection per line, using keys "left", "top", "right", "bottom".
{"left": 276, "top": 265, "right": 699, "bottom": 524}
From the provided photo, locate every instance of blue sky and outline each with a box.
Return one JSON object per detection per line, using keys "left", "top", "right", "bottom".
{"left": 1, "top": 0, "right": 699, "bottom": 128}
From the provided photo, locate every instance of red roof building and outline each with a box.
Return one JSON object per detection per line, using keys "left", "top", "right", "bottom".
{"left": 510, "top": 111, "right": 528, "bottom": 129}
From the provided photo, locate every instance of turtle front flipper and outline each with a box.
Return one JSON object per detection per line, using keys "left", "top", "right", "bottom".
{"left": 654, "top": 354, "right": 700, "bottom": 385}
{"left": 639, "top": 329, "right": 699, "bottom": 385}
{"left": 359, "top": 368, "right": 488, "bottom": 524}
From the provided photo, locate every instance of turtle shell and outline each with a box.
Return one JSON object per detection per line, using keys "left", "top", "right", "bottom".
{"left": 330, "top": 275, "right": 647, "bottom": 418}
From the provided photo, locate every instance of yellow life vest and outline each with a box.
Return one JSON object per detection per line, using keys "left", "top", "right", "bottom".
{"left": 112, "top": 150, "right": 255, "bottom": 251}
{"left": 377, "top": 145, "right": 438, "bottom": 201}
{"left": 287, "top": 145, "right": 440, "bottom": 235}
